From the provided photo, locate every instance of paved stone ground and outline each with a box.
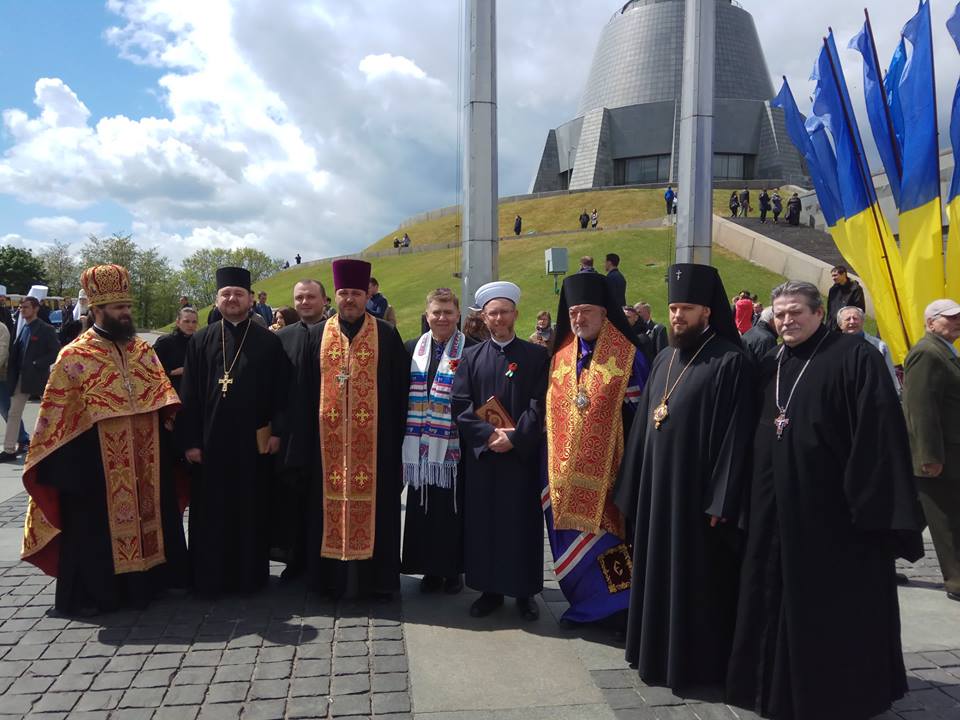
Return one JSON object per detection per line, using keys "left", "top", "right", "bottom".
{"left": 0, "top": 556, "right": 412, "bottom": 719}
{"left": 0, "top": 494, "right": 26, "bottom": 530}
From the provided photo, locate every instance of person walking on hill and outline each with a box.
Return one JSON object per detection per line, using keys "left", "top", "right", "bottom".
{"left": 591, "top": 209, "right": 599, "bottom": 229}
{"left": 579, "top": 210, "right": 590, "bottom": 229}
{"left": 771, "top": 190, "right": 783, "bottom": 223}
{"left": 664, "top": 186, "right": 675, "bottom": 216}
{"left": 738, "top": 187, "right": 750, "bottom": 217}
{"left": 758, "top": 188, "right": 771, "bottom": 224}
{"left": 728, "top": 192, "right": 740, "bottom": 218}
{"left": 786, "top": 193, "right": 802, "bottom": 225}
{"left": 513, "top": 215, "right": 522, "bottom": 236}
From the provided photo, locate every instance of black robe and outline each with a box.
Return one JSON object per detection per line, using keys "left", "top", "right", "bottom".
{"left": 453, "top": 337, "right": 549, "bottom": 598}
{"left": 400, "top": 335, "right": 475, "bottom": 579}
{"left": 305, "top": 315, "right": 409, "bottom": 598}
{"left": 37, "top": 426, "right": 188, "bottom": 614}
{"left": 614, "top": 331, "right": 757, "bottom": 691}
{"left": 153, "top": 328, "right": 191, "bottom": 396}
{"left": 726, "top": 327, "right": 924, "bottom": 720}
{"left": 177, "top": 318, "right": 288, "bottom": 595}
{"left": 270, "top": 320, "right": 320, "bottom": 570}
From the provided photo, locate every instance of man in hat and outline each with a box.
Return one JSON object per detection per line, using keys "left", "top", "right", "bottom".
{"left": 727, "top": 281, "right": 923, "bottom": 720}
{"left": 0, "top": 295, "right": 59, "bottom": 462}
{"left": 613, "top": 263, "right": 757, "bottom": 693}
{"left": 452, "top": 281, "right": 550, "bottom": 621}
{"left": 178, "top": 266, "right": 289, "bottom": 596}
{"left": 20, "top": 264, "right": 185, "bottom": 614}
{"left": 903, "top": 298, "right": 960, "bottom": 604}
{"left": 304, "top": 259, "right": 409, "bottom": 600}
{"left": 270, "top": 279, "right": 329, "bottom": 581}
{"left": 544, "top": 272, "right": 649, "bottom": 628}
{"left": 401, "top": 287, "right": 475, "bottom": 594}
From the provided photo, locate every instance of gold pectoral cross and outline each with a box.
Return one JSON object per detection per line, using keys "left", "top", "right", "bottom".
{"left": 218, "top": 373, "right": 234, "bottom": 396}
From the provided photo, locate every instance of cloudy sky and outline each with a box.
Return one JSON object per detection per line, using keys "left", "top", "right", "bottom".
{"left": 0, "top": 0, "right": 957, "bottom": 266}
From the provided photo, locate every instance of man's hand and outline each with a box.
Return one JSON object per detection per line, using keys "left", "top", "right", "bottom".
{"left": 488, "top": 428, "right": 515, "bottom": 453}
{"left": 709, "top": 515, "right": 727, "bottom": 528}
{"left": 185, "top": 448, "right": 202, "bottom": 464}
{"left": 267, "top": 436, "right": 281, "bottom": 455}
{"left": 170, "top": 368, "right": 184, "bottom": 377}
{"left": 921, "top": 463, "right": 943, "bottom": 478}
{"left": 163, "top": 417, "right": 175, "bottom": 432}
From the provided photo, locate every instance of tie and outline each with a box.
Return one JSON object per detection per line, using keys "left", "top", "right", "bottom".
{"left": 17, "top": 323, "right": 30, "bottom": 363}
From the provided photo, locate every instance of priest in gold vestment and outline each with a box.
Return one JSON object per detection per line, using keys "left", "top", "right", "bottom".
{"left": 21, "top": 264, "right": 183, "bottom": 615}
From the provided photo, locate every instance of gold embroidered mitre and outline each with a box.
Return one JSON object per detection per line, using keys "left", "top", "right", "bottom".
{"left": 80, "top": 264, "right": 134, "bottom": 306}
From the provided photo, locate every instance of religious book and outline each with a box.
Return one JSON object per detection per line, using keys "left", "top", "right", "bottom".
{"left": 256, "top": 424, "right": 272, "bottom": 455}
{"left": 476, "top": 395, "right": 515, "bottom": 429}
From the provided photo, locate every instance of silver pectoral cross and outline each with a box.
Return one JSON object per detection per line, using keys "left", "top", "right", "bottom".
{"left": 675, "top": 270, "right": 682, "bottom": 280}
{"left": 336, "top": 371, "right": 350, "bottom": 387}
{"left": 774, "top": 412, "right": 790, "bottom": 440}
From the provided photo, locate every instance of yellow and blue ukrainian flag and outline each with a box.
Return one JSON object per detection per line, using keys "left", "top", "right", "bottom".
{"left": 810, "top": 32, "right": 915, "bottom": 360}
{"left": 945, "top": 2, "right": 960, "bottom": 300}
{"left": 895, "top": 0, "right": 946, "bottom": 326}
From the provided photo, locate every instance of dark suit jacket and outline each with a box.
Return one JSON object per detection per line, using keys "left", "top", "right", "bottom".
{"left": 605, "top": 269, "right": 627, "bottom": 308}
{"left": 903, "top": 332, "right": 960, "bottom": 481}
{"left": 9, "top": 320, "right": 60, "bottom": 396}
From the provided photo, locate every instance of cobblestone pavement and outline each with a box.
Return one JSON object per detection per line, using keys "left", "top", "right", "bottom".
{"left": 0, "top": 557, "right": 411, "bottom": 719}
{"left": 575, "top": 536, "right": 960, "bottom": 720}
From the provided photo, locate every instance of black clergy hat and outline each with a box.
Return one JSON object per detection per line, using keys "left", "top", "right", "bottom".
{"left": 667, "top": 263, "right": 739, "bottom": 344}
{"left": 554, "top": 271, "right": 640, "bottom": 349}
{"left": 216, "top": 266, "right": 251, "bottom": 291}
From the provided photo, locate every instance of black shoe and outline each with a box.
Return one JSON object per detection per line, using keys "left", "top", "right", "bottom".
{"left": 443, "top": 575, "right": 463, "bottom": 595}
{"left": 469, "top": 593, "right": 504, "bottom": 617}
{"left": 419, "top": 575, "right": 443, "bottom": 594}
{"left": 895, "top": 573, "right": 910, "bottom": 586}
{"left": 948, "top": 592, "right": 960, "bottom": 603}
{"left": 0, "top": 452, "right": 17, "bottom": 463}
{"left": 516, "top": 597, "right": 539, "bottom": 622}
{"left": 279, "top": 565, "right": 304, "bottom": 583}
{"left": 15, "top": 443, "right": 28, "bottom": 456}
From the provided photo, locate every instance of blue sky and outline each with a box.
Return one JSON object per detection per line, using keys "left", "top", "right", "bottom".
{"left": 0, "top": 0, "right": 955, "bottom": 274}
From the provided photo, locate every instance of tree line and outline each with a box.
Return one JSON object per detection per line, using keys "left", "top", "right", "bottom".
{"left": 0, "top": 234, "right": 284, "bottom": 328}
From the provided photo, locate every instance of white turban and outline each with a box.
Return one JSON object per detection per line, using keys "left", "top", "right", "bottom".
{"left": 471, "top": 281, "right": 521, "bottom": 312}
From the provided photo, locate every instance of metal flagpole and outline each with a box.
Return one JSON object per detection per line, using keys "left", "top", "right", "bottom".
{"left": 864, "top": 10, "right": 903, "bottom": 180}
{"left": 461, "top": 0, "right": 499, "bottom": 305}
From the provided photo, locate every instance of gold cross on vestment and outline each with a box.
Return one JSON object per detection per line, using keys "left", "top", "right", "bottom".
{"left": 593, "top": 356, "right": 625, "bottom": 384}
{"left": 355, "top": 346, "right": 372, "bottom": 363}
{"left": 218, "top": 373, "right": 233, "bottom": 396}
{"left": 551, "top": 357, "right": 574, "bottom": 384}
{"left": 328, "top": 345, "right": 344, "bottom": 362}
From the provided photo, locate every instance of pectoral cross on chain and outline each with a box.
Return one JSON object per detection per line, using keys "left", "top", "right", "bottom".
{"left": 774, "top": 412, "right": 790, "bottom": 440}
{"left": 676, "top": 269, "right": 682, "bottom": 280}
{"left": 218, "top": 373, "right": 234, "bottom": 397}
{"left": 336, "top": 370, "right": 350, "bottom": 387}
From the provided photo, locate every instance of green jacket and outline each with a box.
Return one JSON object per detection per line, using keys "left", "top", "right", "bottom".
{"left": 902, "top": 332, "right": 960, "bottom": 480}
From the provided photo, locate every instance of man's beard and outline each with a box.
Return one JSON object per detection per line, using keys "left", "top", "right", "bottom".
{"left": 668, "top": 318, "right": 708, "bottom": 351}
{"left": 102, "top": 313, "right": 137, "bottom": 341}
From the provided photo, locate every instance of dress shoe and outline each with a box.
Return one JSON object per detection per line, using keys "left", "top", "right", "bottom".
{"left": 419, "top": 575, "right": 443, "bottom": 593}
{"left": 516, "top": 596, "right": 539, "bottom": 621}
{"left": 443, "top": 575, "right": 463, "bottom": 594}
{"left": 948, "top": 592, "right": 960, "bottom": 603}
{"left": 895, "top": 573, "right": 910, "bottom": 586}
{"left": 469, "top": 592, "right": 504, "bottom": 617}
{"left": 0, "top": 452, "right": 17, "bottom": 463}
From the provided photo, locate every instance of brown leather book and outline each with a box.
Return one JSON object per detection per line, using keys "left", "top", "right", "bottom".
{"left": 476, "top": 395, "right": 515, "bottom": 429}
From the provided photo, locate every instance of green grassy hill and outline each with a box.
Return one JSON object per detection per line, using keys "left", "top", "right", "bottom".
{"left": 249, "top": 227, "right": 785, "bottom": 340}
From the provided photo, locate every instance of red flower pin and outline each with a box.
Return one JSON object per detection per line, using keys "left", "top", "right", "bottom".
{"left": 505, "top": 362, "right": 518, "bottom": 378}
{"left": 448, "top": 359, "right": 460, "bottom": 371}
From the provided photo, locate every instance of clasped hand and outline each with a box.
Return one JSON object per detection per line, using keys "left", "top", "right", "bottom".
{"left": 486, "top": 427, "right": 515, "bottom": 453}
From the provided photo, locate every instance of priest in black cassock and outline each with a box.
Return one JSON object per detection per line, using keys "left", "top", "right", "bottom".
{"left": 22, "top": 264, "right": 184, "bottom": 615}
{"left": 178, "top": 266, "right": 288, "bottom": 596}
{"left": 614, "top": 263, "right": 757, "bottom": 692}
{"left": 401, "top": 288, "right": 474, "bottom": 594}
{"left": 726, "top": 281, "right": 923, "bottom": 720}
{"left": 271, "top": 279, "right": 329, "bottom": 580}
{"left": 305, "top": 259, "right": 408, "bottom": 600}
{"left": 453, "top": 281, "right": 550, "bottom": 621}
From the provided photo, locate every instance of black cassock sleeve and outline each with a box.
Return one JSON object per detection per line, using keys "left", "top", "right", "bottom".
{"left": 505, "top": 345, "right": 548, "bottom": 459}
{"left": 264, "top": 334, "right": 289, "bottom": 438}
{"left": 176, "top": 332, "right": 204, "bottom": 453}
{"left": 453, "top": 347, "right": 497, "bottom": 460}
{"left": 613, "top": 355, "right": 658, "bottom": 524}
{"left": 384, "top": 323, "right": 410, "bottom": 492}
{"left": 841, "top": 343, "right": 924, "bottom": 561}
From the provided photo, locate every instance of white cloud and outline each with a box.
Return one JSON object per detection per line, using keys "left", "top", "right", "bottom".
{"left": 359, "top": 54, "right": 430, "bottom": 83}
{"left": 24, "top": 216, "right": 108, "bottom": 244}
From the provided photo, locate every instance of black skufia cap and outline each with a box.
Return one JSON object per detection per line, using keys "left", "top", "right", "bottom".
{"left": 667, "top": 263, "right": 740, "bottom": 344}
{"left": 554, "top": 271, "right": 640, "bottom": 349}
{"left": 216, "top": 266, "right": 251, "bottom": 291}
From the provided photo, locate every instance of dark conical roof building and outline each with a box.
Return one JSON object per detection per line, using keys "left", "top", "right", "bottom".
{"left": 530, "top": 0, "right": 805, "bottom": 192}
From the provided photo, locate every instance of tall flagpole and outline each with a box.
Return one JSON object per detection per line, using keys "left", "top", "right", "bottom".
{"left": 864, "top": 10, "right": 903, "bottom": 179}
{"left": 822, "top": 35, "right": 912, "bottom": 350}
{"left": 675, "top": 0, "right": 715, "bottom": 265}
{"left": 461, "top": 0, "right": 499, "bottom": 305}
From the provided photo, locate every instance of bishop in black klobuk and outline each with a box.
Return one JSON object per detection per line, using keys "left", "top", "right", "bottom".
{"left": 178, "top": 266, "right": 289, "bottom": 595}
{"left": 614, "top": 263, "right": 757, "bottom": 692}
{"left": 726, "top": 281, "right": 923, "bottom": 720}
